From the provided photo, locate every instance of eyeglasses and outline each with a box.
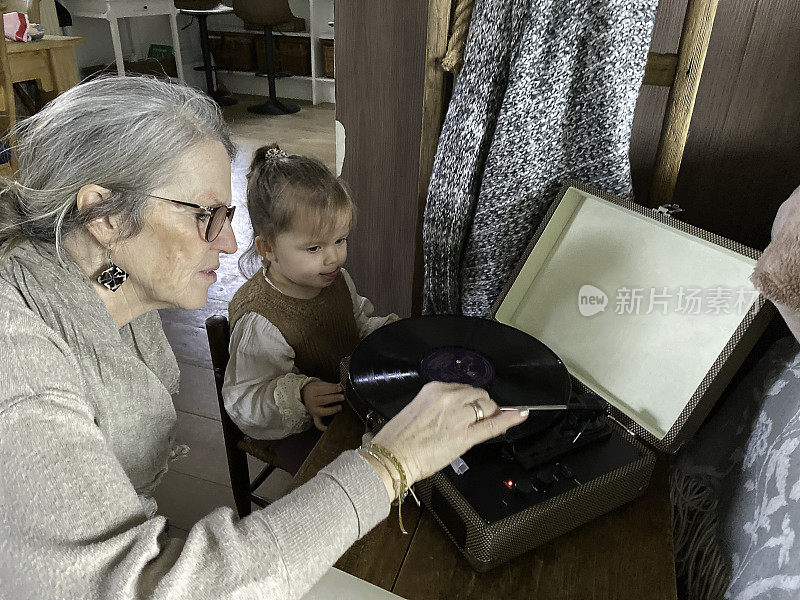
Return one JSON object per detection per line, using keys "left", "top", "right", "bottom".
{"left": 149, "top": 194, "right": 236, "bottom": 242}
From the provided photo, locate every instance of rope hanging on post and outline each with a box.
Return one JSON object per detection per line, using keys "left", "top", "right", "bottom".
{"left": 441, "top": 0, "right": 475, "bottom": 73}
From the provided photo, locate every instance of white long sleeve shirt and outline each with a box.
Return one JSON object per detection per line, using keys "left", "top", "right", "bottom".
{"left": 222, "top": 268, "right": 397, "bottom": 440}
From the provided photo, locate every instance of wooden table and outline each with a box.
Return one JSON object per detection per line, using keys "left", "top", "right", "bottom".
{"left": 294, "top": 406, "right": 678, "bottom": 600}
{"left": 6, "top": 35, "right": 83, "bottom": 94}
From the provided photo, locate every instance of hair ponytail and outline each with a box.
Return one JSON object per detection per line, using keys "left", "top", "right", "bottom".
{"left": 250, "top": 143, "right": 288, "bottom": 169}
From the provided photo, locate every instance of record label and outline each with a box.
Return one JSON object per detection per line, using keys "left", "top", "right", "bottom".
{"left": 420, "top": 347, "right": 495, "bottom": 388}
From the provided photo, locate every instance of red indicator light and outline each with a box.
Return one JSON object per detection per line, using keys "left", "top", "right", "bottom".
{"left": 505, "top": 479, "right": 514, "bottom": 489}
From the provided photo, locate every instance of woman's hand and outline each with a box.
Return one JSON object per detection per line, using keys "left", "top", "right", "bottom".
{"left": 301, "top": 381, "right": 344, "bottom": 431}
{"left": 370, "top": 382, "right": 528, "bottom": 490}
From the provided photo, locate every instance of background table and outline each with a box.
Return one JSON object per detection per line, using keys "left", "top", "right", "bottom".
{"left": 6, "top": 35, "right": 83, "bottom": 94}
{"left": 294, "top": 406, "right": 678, "bottom": 600}
{"left": 60, "top": 0, "right": 184, "bottom": 82}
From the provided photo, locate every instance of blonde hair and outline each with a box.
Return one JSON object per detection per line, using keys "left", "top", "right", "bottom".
{"left": 238, "top": 143, "right": 355, "bottom": 275}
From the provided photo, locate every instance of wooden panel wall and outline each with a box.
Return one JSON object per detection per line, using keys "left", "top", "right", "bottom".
{"left": 340, "top": 0, "right": 800, "bottom": 315}
{"left": 334, "top": 1, "right": 429, "bottom": 317}
{"left": 632, "top": 0, "right": 800, "bottom": 250}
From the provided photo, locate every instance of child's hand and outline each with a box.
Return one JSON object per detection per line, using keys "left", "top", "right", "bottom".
{"left": 301, "top": 381, "right": 344, "bottom": 431}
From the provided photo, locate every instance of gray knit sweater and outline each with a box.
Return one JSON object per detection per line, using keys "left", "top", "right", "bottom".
{"left": 0, "top": 245, "right": 389, "bottom": 599}
{"left": 423, "top": 0, "right": 658, "bottom": 316}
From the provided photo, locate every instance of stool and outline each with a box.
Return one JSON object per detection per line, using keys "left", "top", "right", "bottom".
{"left": 232, "top": 0, "right": 299, "bottom": 115}
{"left": 175, "top": 1, "right": 236, "bottom": 106}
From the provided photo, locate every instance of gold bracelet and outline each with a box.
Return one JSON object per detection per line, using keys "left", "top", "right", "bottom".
{"left": 362, "top": 443, "right": 420, "bottom": 534}
{"left": 366, "top": 444, "right": 421, "bottom": 506}
{"left": 358, "top": 446, "right": 406, "bottom": 533}
{"left": 358, "top": 446, "right": 399, "bottom": 500}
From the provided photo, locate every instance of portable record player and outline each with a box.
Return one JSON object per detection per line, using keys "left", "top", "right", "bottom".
{"left": 344, "top": 181, "right": 774, "bottom": 571}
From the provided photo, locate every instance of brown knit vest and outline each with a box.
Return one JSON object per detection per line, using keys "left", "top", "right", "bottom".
{"left": 228, "top": 271, "right": 359, "bottom": 383}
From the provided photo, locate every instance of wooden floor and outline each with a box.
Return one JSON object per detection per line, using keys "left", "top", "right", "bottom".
{"left": 153, "top": 96, "right": 335, "bottom": 537}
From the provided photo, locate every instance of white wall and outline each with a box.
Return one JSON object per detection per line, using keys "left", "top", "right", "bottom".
{"left": 62, "top": 12, "right": 205, "bottom": 89}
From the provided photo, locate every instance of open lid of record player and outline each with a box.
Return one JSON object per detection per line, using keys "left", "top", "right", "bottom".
{"left": 492, "top": 181, "right": 774, "bottom": 454}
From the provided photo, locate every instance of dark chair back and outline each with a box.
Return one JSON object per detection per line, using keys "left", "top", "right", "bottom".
{"left": 174, "top": 1, "right": 231, "bottom": 10}
{"left": 205, "top": 315, "right": 237, "bottom": 439}
{"left": 231, "top": 0, "right": 293, "bottom": 26}
{"left": 205, "top": 314, "right": 253, "bottom": 517}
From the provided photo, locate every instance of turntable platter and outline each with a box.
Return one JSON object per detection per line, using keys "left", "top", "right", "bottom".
{"left": 348, "top": 315, "right": 572, "bottom": 441}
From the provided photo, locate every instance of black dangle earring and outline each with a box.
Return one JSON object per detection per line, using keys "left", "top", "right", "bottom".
{"left": 97, "top": 249, "right": 128, "bottom": 292}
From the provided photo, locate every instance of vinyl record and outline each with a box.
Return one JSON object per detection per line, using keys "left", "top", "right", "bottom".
{"left": 348, "top": 315, "right": 572, "bottom": 441}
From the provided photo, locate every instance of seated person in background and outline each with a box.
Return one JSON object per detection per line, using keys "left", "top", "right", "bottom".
{"left": 671, "top": 184, "right": 800, "bottom": 600}
{"left": 223, "top": 144, "right": 397, "bottom": 464}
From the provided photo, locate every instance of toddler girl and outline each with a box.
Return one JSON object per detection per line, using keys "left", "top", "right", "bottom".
{"left": 223, "top": 144, "right": 397, "bottom": 449}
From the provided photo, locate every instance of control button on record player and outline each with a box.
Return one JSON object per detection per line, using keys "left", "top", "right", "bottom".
{"left": 512, "top": 477, "right": 536, "bottom": 496}
{"left": 556, "top": 463, "right": 573, "bottom": 479}
{"left": 534, "top": 470, "right": 557, "bottom": 489}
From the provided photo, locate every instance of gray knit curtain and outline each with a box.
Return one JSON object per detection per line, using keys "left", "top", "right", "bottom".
{"left": 423, "top": 0, "right": 659, "bottom": 316}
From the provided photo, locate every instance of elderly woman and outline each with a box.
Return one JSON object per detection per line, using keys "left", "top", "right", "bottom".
{"left": 0, "top": 77, "right": 528, "bottom": 599}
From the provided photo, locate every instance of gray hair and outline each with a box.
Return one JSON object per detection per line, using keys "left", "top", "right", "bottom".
{"left": 0, "top": 75, "right": 235, "bottom": 255}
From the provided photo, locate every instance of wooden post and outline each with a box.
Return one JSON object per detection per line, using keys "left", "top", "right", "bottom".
{"left": 0, "top": 10, "right": 17, "bottom": 174}
{"left": 649, "top": 0, "right": 720, "bottom": 208}
{"left": 412, "top": 0, "right": 454, "bottom": 315}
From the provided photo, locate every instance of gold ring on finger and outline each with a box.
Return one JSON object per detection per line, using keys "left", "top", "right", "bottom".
{"left": 469, "top": 399, "right": 484, "bottom": 423}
